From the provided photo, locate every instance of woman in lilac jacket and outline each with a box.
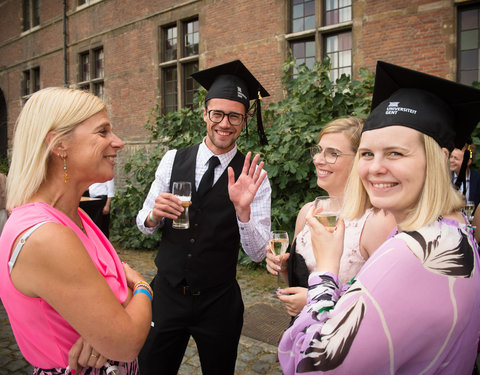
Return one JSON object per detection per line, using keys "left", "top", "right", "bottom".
{"left": 278, "top": 61, "right": 480, "bottom": 374}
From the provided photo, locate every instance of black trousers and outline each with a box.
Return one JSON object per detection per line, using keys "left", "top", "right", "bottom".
{"left": 138, "top": 276, "right": 244, "bottom": 375}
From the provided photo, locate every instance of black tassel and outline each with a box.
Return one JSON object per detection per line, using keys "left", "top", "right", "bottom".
{"left": 256, "top": 98, "right": 268, "bottom": 145}
{"left": 455, "top": 147, "right": 471, "bottom": 194}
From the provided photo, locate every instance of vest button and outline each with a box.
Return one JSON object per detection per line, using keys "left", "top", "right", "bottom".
{"left": 187, "top": 253, "right": 192, "bottom": 258}
{"left": 189, "top": 238, "right": 195, "bottom": 244}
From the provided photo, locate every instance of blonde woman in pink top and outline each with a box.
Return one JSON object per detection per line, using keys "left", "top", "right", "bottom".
{"left": 0, "top": 88, "right": 151, "bottom": 374}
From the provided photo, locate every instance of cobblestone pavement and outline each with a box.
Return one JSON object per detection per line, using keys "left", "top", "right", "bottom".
{"left": 0, "top": 248, "right": 285, "bottom": 375}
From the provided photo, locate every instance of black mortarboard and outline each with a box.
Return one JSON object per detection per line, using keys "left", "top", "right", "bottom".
{"left": 363, "top": 61, "right": 480, "bottom": 152}
{"left": 191, "top": 60, "right": 270, "bottom": 145}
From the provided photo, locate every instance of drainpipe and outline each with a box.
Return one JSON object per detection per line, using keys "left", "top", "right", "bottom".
{"left": 63, "top": 0, "right": 68, "bottom": 87}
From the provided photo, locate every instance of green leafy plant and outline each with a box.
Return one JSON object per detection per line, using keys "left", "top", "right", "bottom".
{"left": 111, "top": 58, "right": 374, "bottom": 259}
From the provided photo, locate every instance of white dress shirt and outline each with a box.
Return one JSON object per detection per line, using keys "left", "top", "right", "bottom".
{"left": 136, "top": 140, "right": 271, "bottom": 262}
{"left": 89, "top": 179, "right": 115, "bottom": 198}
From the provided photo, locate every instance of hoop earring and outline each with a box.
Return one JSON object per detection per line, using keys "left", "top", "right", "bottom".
{"left": 62, "top": 155, "right": 68, "bottom": 184}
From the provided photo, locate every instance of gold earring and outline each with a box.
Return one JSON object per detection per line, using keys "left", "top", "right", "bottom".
{"left": 62, "top": 155, "right": 68, "bottom": 184}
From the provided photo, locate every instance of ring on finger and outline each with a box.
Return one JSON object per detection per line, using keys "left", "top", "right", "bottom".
{"left": 91, "top": 353, "right": 98, "bottom": 358}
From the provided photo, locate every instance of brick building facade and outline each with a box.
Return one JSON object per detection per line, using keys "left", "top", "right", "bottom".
{"left": 0, "top": 0, "right": 479, "bottom": 182}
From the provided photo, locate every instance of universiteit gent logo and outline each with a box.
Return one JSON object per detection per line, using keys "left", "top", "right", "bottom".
{"left": 237, "top": 86, "right": 247, "bottom": 100}
{"left": 385, "top": 101, "right": 417, "bottom": 115}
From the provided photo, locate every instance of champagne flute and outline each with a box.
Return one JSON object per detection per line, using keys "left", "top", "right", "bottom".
{"left": 269, "top": 230, "right": 289, "bottom": 293}
{"left": 314, "top": 196, "right": 341, "bottom": 232}
{"left": 465, "top": 200, "right": 475, "bottom": 223}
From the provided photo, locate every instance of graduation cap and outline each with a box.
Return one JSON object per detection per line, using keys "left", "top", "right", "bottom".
{"left": 363, "top": 61, "right": 480, "bottom": 152}
{"left": 191, "top": 60, "right": 270, "bottom": 145}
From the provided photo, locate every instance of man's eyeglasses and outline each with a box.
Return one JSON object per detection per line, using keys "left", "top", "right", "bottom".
{"left": 207, "top": 110, "right": 246, "bottom": 126}
{"left": 310, "top": 145, "right": 355, "bottom": 164}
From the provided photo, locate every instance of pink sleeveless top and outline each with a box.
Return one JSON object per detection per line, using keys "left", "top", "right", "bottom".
{"left": 295, "top": 209, "right": 372, "bottom": 285}
{"left": 0, "top": 202, "right": 128, "bottom": 369}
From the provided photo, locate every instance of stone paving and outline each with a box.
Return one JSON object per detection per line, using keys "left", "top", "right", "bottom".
{"left": 0, "top": 248, "right": 285, "bottom": 375}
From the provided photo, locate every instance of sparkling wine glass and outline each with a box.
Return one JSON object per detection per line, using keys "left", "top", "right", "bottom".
{"left": 465, "top": 200, "right": 475, "bottom": 223}
{"left": 314, "top": 196, "right": 341, "bottom": 232}
{"left": 269, "top": 230, "right": 289, "bottom": 293}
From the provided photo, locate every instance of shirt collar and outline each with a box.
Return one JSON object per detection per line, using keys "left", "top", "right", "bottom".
{"left": 199, "top": 138, "right": 238, "bottom": 168}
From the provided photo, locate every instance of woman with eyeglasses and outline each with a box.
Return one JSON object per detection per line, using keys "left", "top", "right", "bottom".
{"left": 278, "top": 61, "right": 480, "bottom": 374}
{"left": 266, "top": 116, "right": 395, "bottom": 317}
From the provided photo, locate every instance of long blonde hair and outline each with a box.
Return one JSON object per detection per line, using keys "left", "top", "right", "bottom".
{"left": 7, "top": 87, "right": 105, "bottom": 210}
{"left": 343, "top": 133, "right": 464, "bottom": 231}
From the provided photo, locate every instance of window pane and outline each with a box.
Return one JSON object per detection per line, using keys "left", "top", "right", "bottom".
{"left": 325, "top": 0, "right": 337, "bottom": 12}
{"left": 459, "top": 69, "right": 479, "bottom": 86}
{"left": 305, "top": 15, "right": 315, "bottom": 30}
{"left": 164, "top": 25, "right": 177, "bottom": 62}
{"left": 291, "top": 39, "right": 315, "bottom": 74}
{"left": 324, "top": 0, "right": 350, "bottom": 25}
{"left": 325, "top": 31, "right": 352, "bottom": 80}
{"left": 305, "top": 1, "right": 315, "bottom": 16}
{"left": 94, "top": 49, "right": 104, "bottom": 79}
{"left": 292, "top": 0, "right": 315, "bottom": 32}
{"left": 32, "top": 0, "right": 40, "bottom": 26}
{"left": 23, "top": 0, "right": 30, "bottom": 31}
{"left": 461, "top": 9, "right": 479, "bottom": 30}
{"left": 163, "top": 67, "right": 177, "bottom": 114}
{"left": 305, "top": 57, "right": 315, "bottom": 69}
{"left": 33, "top": 67, "right": 40, "bottom": 92}
{"left": 292, "top": 19, "right": 303, "bottom": 33}
{"left": 293, "top": 4, "right": 304, "bottom": 19}
{"left": 23, "top": 70, "right": 30, "bottom": 96}
{"left": 461, "top": 30, "right": 479, "bottom": 51}
{"left": 94, "top": 82, "right": 104, "bottom": 100}
{"left": 81, "top": 53, "right": 90, "bottom": 81}
{"left": 339, "top": 7, "right": 351, "bottom": 23}
{"left": 458, "top": 6, "right": 480, "bottom": 86}
{"left": 184, "top": 62, "right": 198, "bottom": 108}
{"left": 184, "top": 19, "right": 199, "bottom": 57}
{"left": 460, "top": 49, "right": 479, "bottom": 70}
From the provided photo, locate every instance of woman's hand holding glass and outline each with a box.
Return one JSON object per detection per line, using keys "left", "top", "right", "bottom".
{"left": 306, "top": 205, "right": 345, "bottom": 275}
{"left": 265, "top": 250, "right": 290, "bottom": 276}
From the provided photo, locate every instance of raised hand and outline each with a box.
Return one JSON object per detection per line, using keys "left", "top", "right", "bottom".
{"left": 228, "top": 152, "right": 267, "bottom": 222}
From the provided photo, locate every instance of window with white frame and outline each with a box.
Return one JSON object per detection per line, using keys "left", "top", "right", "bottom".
{"left": 159, "top": 18, "right": 199, "bottom": 114}
{"left": 458, "top": 4, "right": 480, "bottom": 85}
{"left": 287, "top": 0, "right": 353, "bottom": 81}
{"left": 78, "top": 47, "right": 105, "bottom": 100}
{"left": 22, "top": 0, "right": 39, "bottom": 32}
{"left": 22, "top": 66, "right": 40, "bottom": 103}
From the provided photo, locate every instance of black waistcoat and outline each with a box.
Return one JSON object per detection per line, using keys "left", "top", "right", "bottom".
{"left": 154, "top": 144, "right": 245, "bottom": 290}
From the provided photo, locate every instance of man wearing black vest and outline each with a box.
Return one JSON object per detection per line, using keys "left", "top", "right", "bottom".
{"left": 136, "top": 60, "right": 272, "bottom": 375}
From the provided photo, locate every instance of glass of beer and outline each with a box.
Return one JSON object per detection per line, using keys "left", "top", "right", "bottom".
{"left": 465, "top": 200, "right": 475, "bottom": 223}
{"left": 269, "top": 230, "right": 289, "bottom": 293}
{"left": 314, "top": 196, "right": 341, "bottom": 232}
{"left": 172, "top": 181, "right": 191, "bottom": 229}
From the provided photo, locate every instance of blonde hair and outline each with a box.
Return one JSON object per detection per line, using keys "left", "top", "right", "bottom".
{"left": 318, "top": 116, "right": 364, "bottom": 153}
{"left": 7, "top": 87, "right": 106, "bottom": 210}
{"left": 343, "top": 133, "right": 464, "bottom": 231}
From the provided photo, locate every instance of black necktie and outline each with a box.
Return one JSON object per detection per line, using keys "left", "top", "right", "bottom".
{"left": 197, "top": 156, "right": 220, "bottom": 197}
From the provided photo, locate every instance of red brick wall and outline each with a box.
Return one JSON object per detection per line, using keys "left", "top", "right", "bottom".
{"left": 356, "top": 0, "right": 455, "bottom": 79}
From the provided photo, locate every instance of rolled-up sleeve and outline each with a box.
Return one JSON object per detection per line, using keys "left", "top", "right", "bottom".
{"left": 136, "top": 150, "right": 176, "bottom": 234}
{"left": 238, "top": 176, "right": 271, "bottom": 262}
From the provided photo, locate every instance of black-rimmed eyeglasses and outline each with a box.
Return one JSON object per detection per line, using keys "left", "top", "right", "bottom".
{"left": 310, "top": 145, "right": 355, "bottom": 164}
{"left": 207, "top": 110, "right": 246, "bottom": 126}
